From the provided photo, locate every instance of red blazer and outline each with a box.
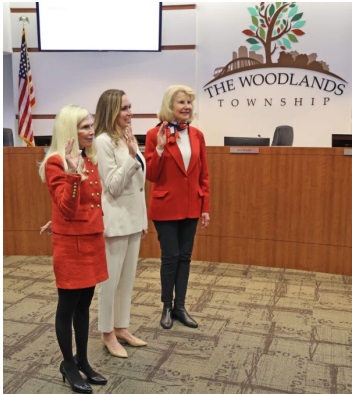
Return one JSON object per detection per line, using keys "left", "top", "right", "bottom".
{"left": 145, "top": 125, "right": 210, "bottom": 221}
{"left": 45, "top": 154, "right": 105, "bottom": 235}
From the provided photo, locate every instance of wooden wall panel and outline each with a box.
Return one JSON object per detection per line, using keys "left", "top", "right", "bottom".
{"left": 3, "top": 148, "right": 47, "bottom": 229}
{"left": 4, "top": 231, "right": 53, "bottom": 255}
{"left": 3, "top": 147, "right": 53, "bottom": 255}
{"left": 3, "top": 146, "right": 352, "bottom": 275}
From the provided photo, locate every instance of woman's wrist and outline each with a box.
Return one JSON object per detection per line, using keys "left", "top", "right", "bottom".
{"left": 156, "top": 146, "right": 164, "bottom": 156}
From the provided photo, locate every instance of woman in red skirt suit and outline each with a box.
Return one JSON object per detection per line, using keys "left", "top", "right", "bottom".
{"left": 38, "top": 105, "right": 109, "bottom": 393}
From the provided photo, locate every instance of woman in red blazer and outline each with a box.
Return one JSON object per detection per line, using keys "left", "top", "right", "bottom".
{"left": 144, "top": 85, "right": 210, "bottom": 330}
{"left": 39, "top": 105, "right": 108, "bottom": 393}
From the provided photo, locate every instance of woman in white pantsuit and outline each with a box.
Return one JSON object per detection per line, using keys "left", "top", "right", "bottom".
{"left": 94, "top": 89, "right": 148, "bottom": 358}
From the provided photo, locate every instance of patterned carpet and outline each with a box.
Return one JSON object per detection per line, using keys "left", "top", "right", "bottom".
{"left": 3, "top": 256, "right": 352, "bottom": 394}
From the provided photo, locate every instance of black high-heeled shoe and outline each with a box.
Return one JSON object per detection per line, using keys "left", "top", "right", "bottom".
{"left": 59, "top": 361, "right": 93, "bottom": 393}
{"left": 73, "top": 356, "right": 108, "bottom": 386}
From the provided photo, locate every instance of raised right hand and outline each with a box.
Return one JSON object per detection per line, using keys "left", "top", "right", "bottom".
{"left": 124, "top": 126, "right": 138, "bottom": 157}
{"left": 156, "top": 121, "right": 168, "bottom": 150}
{"left": 65, "top": 138, "right": 82, "bottom": 173}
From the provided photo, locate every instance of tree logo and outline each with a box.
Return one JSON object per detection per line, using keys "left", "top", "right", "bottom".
{"left": 205, "top": 2, "right": 346, "bottom": 87}
{"left": 245, "top": 2, "right": 305, "bottom": 65}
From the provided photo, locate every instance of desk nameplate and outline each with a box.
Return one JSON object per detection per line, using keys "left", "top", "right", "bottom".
{"left": 230, "top": 147, "right": 259, "bottom": 154}
{"left": 344, "top": 148, "right": 352, "bottom": 156}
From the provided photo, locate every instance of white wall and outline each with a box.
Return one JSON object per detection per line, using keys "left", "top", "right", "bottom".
{"left": 2, "top": 3, "right": 16, "bottom": 142}
{"left": 4, "top": 2, "right": 198, "bottom": 146}
{"left": 197, "top": 2, "right": 352, "bottom": 146}
{"left": 3, "top": 3, "right": 12, "bottom": 53}
{"left": 3, "top": 2, "right": 352, "bottom": 147}
{"left": 3, "top": 54, "right": 15, "bottom": 133}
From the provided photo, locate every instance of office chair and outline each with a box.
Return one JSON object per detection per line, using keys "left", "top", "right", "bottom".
{"left": 3, "top": 128, "right": 14, "bottom": 147}
{"left": 271, "top": 125, "right": 294, "bottom": 146}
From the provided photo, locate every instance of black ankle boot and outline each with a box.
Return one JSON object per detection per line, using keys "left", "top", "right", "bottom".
{"left": 160, "top": 303, "right": 173, "bottom": 329}
{"left": 172, "top": 306, "right": 198, "bottom": 328}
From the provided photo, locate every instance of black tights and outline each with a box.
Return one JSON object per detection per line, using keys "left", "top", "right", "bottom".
{"left": 56, "top": 287, "right": 95, "bottom": 372}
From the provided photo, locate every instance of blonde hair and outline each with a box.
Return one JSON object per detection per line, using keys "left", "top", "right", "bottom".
{"left": 38, "top": 105, "right": 96, "bottom": 183}
{"left": 94, "top": 89, "right": 129, "bottom": 145}
{"left": 158, "top": 85, "right": 196, "bottom": 123}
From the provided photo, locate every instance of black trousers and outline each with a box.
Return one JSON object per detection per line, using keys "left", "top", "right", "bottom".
{"left": 153, "top": 219, "right": 198, "bottom": 305}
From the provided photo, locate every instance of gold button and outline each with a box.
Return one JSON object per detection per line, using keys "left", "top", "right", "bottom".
{"left": 95, "top": 181, "right": 98, "bottom": 185}
{"left": 90, "top": 181, "right": 93, "bottom": 185}
{"left": 97, "top": 204, "right": 100, "bottom": 208}
{"left": 91, "top": 169, "right": 94, "bottom": 173}
{"left": 91, "top": 193, "right": 95, "bottom": 196}
{"left": 97, "top": 192, "right": 100, "bottom": 196}
{"left": 91, "top": 205, "right": 94, "bottom": 209}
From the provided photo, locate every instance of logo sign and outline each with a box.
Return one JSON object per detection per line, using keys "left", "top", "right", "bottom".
{"left": 203, "top": 2, "right": 348, "bottom": 107}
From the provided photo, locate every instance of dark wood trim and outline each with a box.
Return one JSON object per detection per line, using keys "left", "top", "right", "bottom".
{"left": 32, "top": 115, "right": 55, "bottom": 120}
{"left": 162, "top": 5, "right": 196, "bottom": 10}
{"left": 133, "top": 114, "right": 158, "bottom": 118}
{"left": 13, "top": 45, "right": 196, "bottom": 52}
{"left": 13, "top": 48, "right": 38, "bottom": 53}
{"left": 10, "top": 8, "right": 36, "bottom": 13}
{"left": 10, "top": 6, "right": 197, "bottom": 13}
{"left": 17, "top": 114, "right": 158, "bottom": 120}
{"left": 161, "top": 45, "right": 196, "bottom": 50}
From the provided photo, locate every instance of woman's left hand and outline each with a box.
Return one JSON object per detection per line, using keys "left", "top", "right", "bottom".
{"left": 40, "top": 220, "right": 52, "bottom": 235}
{"left": 141, "top": 229, "right": 148, "bottom": 239}
{"left": 201, "top": 212, "right": 210, "bottom": 229}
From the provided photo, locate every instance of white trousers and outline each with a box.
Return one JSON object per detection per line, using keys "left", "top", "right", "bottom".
{"left": 98, "top": 232, "right": 141, "bottom": 333}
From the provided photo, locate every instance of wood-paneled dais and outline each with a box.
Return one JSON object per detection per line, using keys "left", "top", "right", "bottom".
{"left": 4, "top": 147, "right": 352, "bottom": 274}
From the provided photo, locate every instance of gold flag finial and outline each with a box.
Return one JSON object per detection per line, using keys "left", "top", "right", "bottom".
{"left": 19, "top": 16, "right": 29, "bottom": 28}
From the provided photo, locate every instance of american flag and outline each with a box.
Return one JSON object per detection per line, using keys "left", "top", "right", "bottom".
{"left": 18, "top": 28, "right": 36, "bottom": 146}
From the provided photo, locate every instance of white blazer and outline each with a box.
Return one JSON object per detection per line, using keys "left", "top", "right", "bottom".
{"left": 95, "top": 133, "right": 148, "bottom": 237}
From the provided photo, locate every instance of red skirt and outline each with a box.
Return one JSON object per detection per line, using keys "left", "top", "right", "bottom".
{"left": 52, "top": 233, "right": 108, "bottom": 289}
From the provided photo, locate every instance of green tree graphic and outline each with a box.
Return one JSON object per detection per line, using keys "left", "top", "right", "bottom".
{"left": 243, "top": 2, "right": 306, "bottom": 65}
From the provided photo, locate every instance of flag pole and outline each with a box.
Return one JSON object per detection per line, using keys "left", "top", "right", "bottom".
{"left": 18, "top": 16, "right": 36, "bottom": 147}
